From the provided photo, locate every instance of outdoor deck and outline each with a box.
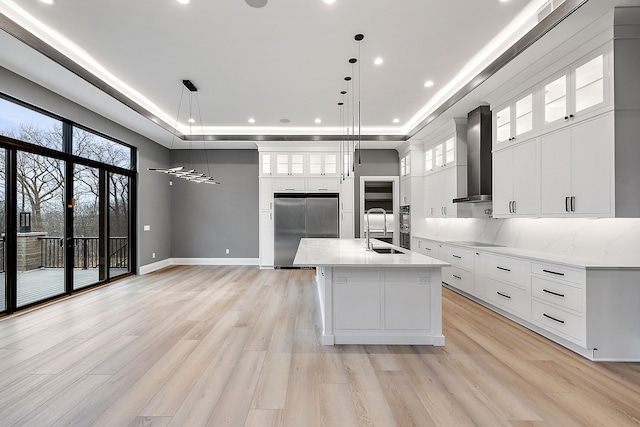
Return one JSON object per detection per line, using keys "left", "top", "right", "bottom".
{"left": 0, "top": 268, "right": 128, "bottom": 310}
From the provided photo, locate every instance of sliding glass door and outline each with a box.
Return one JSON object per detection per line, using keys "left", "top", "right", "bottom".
{"left": 109, "top": 172, "right": 130, "bottom": 278}
{"left": 0, "top": 95, "right": 135, "bottom": 314}
{"left": 16, "top": 152, "right": 66, "bottom": 307}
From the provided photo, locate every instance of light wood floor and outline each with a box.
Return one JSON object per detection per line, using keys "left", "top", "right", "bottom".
{"left": 0, "top": 266, "right": 638, "bottom": 426}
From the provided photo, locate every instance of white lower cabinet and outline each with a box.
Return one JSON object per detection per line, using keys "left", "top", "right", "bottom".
{"left": 259, "top": 210, "right": 274, "bottom": 267}
{"left": 441, "top": 244, "right": 474, "bottom": 295}
{"left": 334, "top": 269, "right": 381, "bottom": 330}
{"left": 340, "top": 211, "right": 354, "bottom": 239}
{"left": 415, "top": 237, "right": 640, "bottom": 361}
{"left": 273, "top": 177, "right": 306, "bottom": 192}
{"left": 485, "top": 276, "right": 531, "bottom": 318}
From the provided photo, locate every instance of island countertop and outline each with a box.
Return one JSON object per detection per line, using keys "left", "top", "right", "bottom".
{"left": 293, "top": 238, "right": 450, "bottom": 268}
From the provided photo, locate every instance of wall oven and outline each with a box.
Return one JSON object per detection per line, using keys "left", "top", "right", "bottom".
{"left": 399, "top": 205, "right": 410, "bottom": 249}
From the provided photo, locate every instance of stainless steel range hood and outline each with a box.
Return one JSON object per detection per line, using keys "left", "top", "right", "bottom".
{"left": 453, "top": 105, "right": 492, "bottom": 203}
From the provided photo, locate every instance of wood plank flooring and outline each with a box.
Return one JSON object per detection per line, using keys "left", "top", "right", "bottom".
{"left": 0, "top": 265, "right": 638, "bottom": 426}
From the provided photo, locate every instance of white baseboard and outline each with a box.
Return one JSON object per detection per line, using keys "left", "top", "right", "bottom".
{"left": 172, "top": 258, "right": 259, "bottom": 266}
{"left": 139, "top": 259, "right": 172, "bottom": 275}
{"left": 139, "top": 257, "right": 259, "bottom": 275}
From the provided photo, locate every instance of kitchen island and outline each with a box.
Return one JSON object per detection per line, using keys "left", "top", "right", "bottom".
{"left": 293, "top": 238, "right": 450, "bottom": 345}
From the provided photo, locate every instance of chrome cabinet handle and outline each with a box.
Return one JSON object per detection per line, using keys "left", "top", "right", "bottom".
{"left": 571, "top": 196, "right": 575, "bottom": 212}
{"left": 565, "top": 196, "right": 570, "bottom": 212}
{"left": 497, "top": 291, "right": 511, "bottom": 299}
{"left": 496, "top": 266, "right": 511, "bottom": 272}
{"left": 542, "top": 269, "right": 564, "bottom": 276}
{"left": 453, "top": 274, "right": 462, "bottom": 280}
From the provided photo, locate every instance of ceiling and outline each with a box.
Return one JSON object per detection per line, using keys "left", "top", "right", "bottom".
{"left": 0, "top": 0, "right": 631, "bottom": 149}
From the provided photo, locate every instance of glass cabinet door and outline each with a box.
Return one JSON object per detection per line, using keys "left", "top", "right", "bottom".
{"left": 515, "top": 93, "right": 533, "bottom": 136}
{"left": 574, "top": 54, "right": 604, "bottom": 113}
{"left": 425, "top": 149, "right": 433, "bottom": 173}
{"left": 308, "top": 154, "right": 323, "bottom": 175}
{"left": 435, "top": 144, "right": 444, "bottom": 168}
{"left": 445, "top": 137, "right": 455, "bottom": 165}
{"left": 496, "top": 105, "right": 511, "bottom": 144}
{"left": 544, "top": 74, "right": 567, "bottom": 125}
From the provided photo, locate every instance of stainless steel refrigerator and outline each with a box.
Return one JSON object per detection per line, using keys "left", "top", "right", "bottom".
{"left": 274, "top": 193, "right": 339, "bottom": 267}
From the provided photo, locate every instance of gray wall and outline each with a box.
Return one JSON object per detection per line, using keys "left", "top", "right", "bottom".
{"left": 0, "top": 66, "right": 172, "bottom": 270}
{"left": 353, "top": 149, "right": 400, "bottom": 236}
{"left": 169, "top": 149, "right": 259, "bottom": 259}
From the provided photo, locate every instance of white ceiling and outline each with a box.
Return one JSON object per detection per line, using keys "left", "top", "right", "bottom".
{"left": 0, "top": 0, "right": 634, "bottom": 149}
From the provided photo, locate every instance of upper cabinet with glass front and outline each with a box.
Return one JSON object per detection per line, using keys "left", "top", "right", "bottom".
{"left": 275, "top": 153, "right": 305, "bottom": 176}
{"left": 494, "top": 90, "right": 536, "bottom": 147}
{"left": 542, "top": 47, "right": 611, "bottom": 131}
{"left": 308, "top": 153, "right": 338, "bottom": 176}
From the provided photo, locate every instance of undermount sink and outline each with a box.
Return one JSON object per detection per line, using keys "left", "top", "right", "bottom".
{"left": 371, "top": 247, "right": 407, "bottom": 254}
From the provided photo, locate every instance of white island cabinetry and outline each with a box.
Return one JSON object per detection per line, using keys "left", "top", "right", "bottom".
{"left": 294, "top": 238, "right": 448, "bottom": 346}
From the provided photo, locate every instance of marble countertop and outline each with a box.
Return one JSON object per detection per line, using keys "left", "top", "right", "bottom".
{"left": 419, "top": 237, "right": 640, "bottom": 270}
{"left": 293, "top": 238, "right": 450, "bottom": 268}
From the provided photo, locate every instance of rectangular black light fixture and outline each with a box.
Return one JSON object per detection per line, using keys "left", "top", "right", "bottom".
{"left": 182, "top": 79, "right": 198, "bottom": 92}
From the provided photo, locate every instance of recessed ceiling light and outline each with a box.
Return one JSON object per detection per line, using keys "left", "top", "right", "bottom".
{"left": 248, "top": 118, "right": 255, "bottom": 124}
{"left": 280, "top": 118, "right": 291, "bottom": 124}
{"left": 393, "top": 118, "right": 400, "bottom": 123}
{"left": 424, "top": 80, "right": 434, "bottom": 88}
{"left": 177, "top": 0, "right": 190, "bottom": 4}
{"left": 374, "top": 57, "right": 383, "bottom": 65}
{"left": 245, "top": 0, "right": 268, "bottom": 8}
{"left": 40, "top": 0, "right": 54, "bottom": 4}
{"left": 188, "top": 118, "right": 195, "bottom": 123}
{"left": 323, "top": 0, "right": 336, "bottom": 3}
{"left": 315, "top": 118, "right": 322, "bottom": 124}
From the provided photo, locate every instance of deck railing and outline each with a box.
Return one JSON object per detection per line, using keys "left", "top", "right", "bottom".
{"left": 38, "top": 237, "right": 128, "bottom": 269}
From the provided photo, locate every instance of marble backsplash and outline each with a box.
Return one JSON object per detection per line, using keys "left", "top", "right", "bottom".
{"left": 412, "top": 217, "right": 640, "bottom": 265}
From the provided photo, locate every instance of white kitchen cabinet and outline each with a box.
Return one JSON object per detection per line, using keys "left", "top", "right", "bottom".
{"left": 494, "top": 90, "right": 536, "bottom": 147}
{"left": 308, "top": 153, "right": 338, "bottom": 176}
{"left": 273, "top": 177, "right": 306, "bottom": 192}
{"left": 259, "top": 210, "right": 274, "bottom": 267}
{"left": 259, "top": 178, "right": 274, "bottom": 211}
{"left": 441, "top": 244, "right": 475, "bottom": 295}
{"left": 492, "top": 139, "right": 539, "bottom": 217}
{"left": 422, "top": 119, "right": 467, "bottom": 218}
{"left": 542, "top": 47, "right": 611, "bottom": 131}
{"left": 540, "top": 113, "right": 613, "bottom": 216}
{"left": 307, "top": 177, "right": 339, "bottom": 192}
{"left": 400, "top": 178, "right": 411, "bottom": 206}
{"left": 424, "top": 167, "right": 466, "bottom": 218}
{"left": 424, "top": 147, "right": 434, "bottom": 174}
{"left": 340, "top": 211, "right": 354, "bottom": 239}
{"left": 399, "top": 152, "right": 411, "bottom": 177}
{"left": 274, "top": 153, "right": 306, "bottom": 176}
{"left": 340, "top": 177, "right": 354, "bottom": 212}
{"left": 259, "top": 152, "right": 274, "bottom": 177}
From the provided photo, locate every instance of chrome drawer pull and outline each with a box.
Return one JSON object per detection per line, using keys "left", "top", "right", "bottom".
{"left": 453, "top": 274, "right": 462, "bottom": 280}
{"left": 496, "top": 266, "right": 511, "bottom": 272}
{"left": 543, "top": 313, "right": 565, "bottom": 324}
{"left": 542, "top": 269, "right": 564, "bottom": 276}
{"left": 543, "top": 289, "right": 565, "bottom": 298}
{"left": 496, "top": 292, "right": 511, "bottom": 299}
{"left": 452, "top": 255, "right": 462, "bottom": 259}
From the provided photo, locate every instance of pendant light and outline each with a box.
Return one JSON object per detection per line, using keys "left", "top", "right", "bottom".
{"left": 148, "top": 80, "right": 220, "bottom": 184}
{"left": 355, "top": 33, "right": 364, "bottom": 165}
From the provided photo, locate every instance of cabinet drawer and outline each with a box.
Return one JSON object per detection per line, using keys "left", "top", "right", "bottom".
{"left": 531, "top": 300, "right": 585, "bottom": 345}
{"left": 273, "top": 177, "right": 306, "bottom": 192}
{"left": 485, "top": 277, "right": 530, "bottom": 318}
{"left": 442, "top": 266, "right": 474, "bottom": 294}
{"left": 444, "top": 246, "right": 474, "bottom": 270}
{"left": 421, "top": 240, "right": 442, "bottom": 259}
{"left": 485, "top": 253, "right": 530, "bottom": 290}
{"left": 307, "top": 177, "right": 339, "bottom": 192}
{"left": 531, "top": 276, "right": 583, "bottom": 313}
{"left": 531, "top": 262, "right": 585, "bottom": 286}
